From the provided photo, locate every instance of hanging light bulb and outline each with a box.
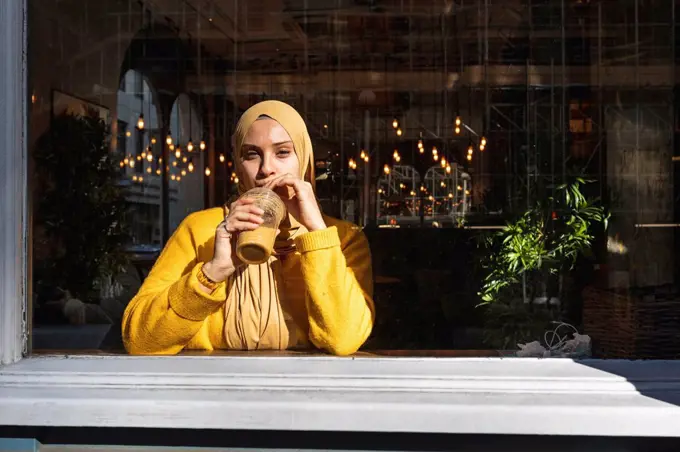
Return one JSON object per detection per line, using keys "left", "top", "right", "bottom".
{"left": 481, "top": 136, "right": 487, "bottom": 147}
{"left": 141, "top": 151, "right": 147, "bottom": 159}
{"left": 119, "top": 161, "right": 125, "bottom": 168}
{"left": 448, "top": 193, "right": 454, "bottom": 199}
{"left": 151, "top": 137, "right": 157, "bottom": 145}
{"left": 392, "top": 118, "right": 398, "bottom": 129}
{"left": 363, "top": 154, "right": 369, "bottom": 163}
{"left": 166, "top": 132, "right": 173, "bottom": 146}
{"left": 158, "top": 157, "right": 163, "bottom": 163}
{"left": 384, "top": 164, "right": 390, "bottom": 175}
{"left": 181, "top": 169, "right": 187, "bottom": 176}
{"left": 393, "top": 149, "right": 399, "bottom": 160}
{"left": 182, "top": 156, "right": 188, "bottom": 163}
{"left": 199, "top": 139, "right": 206, "bottom": 151}
{"left": 125, "top": 130, "right": 131, "bottom": 138}
{"left": 187, "top": 140, "right": 194, "bottom": 152}
{"left": 432, "top": 146, "right": 438, "bottom": 155}
{"left": 428, "top": 195, "right": 434, "bottom": 201}
{"left": 417, "top": 139, "right": 423, "bottom": 149}
{"left": 440, "top": 158, "right": 447, "bottom": 168}
{"left": 132, "top": 175, "right": 138, "bottom": 182}
{"left": 136, "top": 155, "right": 142, "bottom": 161}
{"left": 156, "top": 169, "right": 161, "bottom": 175}
{"left": 205, "top": 167, "right": 211, "bottom": 176}
{"left": 465, "top": 189, "right": 470, "bottom": 195}
{"left": 466, "top": 154, "right": 472, "bottom": 162}
{"left": 146, "top": 167, "right": 152, "bottom": 174}
{"left": 360, "top": 150, "right": 366, "bottom": 160}
{"left": 455, "top": 126, "right": 461, "bottom": 134}
{"left": 169, "top": 144, "right": 175, "bottom": 151}
{"left": 433, "top": 154, "right": 439, "bottom": 162}
{"left": 349, "top": 158, "right": 356, "bottom": 170}
{"left": 480, "top": 136, "right": 487, "bottom": 151}
{"left": 146, "top": 153, "right": 153, "bottom": 162}
{"left": 188, "top": 161, "right": 195, "bottom": 173}
{"left": 419, "top": 146, "right": 424, "bottom": 154}
{"left": 410, "top": 190, "right": 416, "bottom": 196}
{"left": 396, "top": 128, "right": 402, "bottom": 137}
{"left": 172, "top": 160, "right": 178, "bottom": 167}
{"left": 219, "top": 153, "right": 225, "bottom": 163}
{"left": 457, "top": 185, "right": 463, "bottom": 191}
{"left": 137, "top": 114, "right": 145, "bottom": 130}
{"left": 455, "top": 116, "right": 461, "bottom": 127}
{"left": 139, "top": 176, "right": 144, "bottom": 183}
{"left": 468, "top": 145, "right": 474, "bottom": 155}
{"left": 234, "top": 177, "right": 239, "bottom": 184}
{"left": 129, "top": 159, "right": 135, "bottom": 168}
{"left": 175, "top": 148, "right": 181, "bottom": 159}
{"left": 171, "top": 174, "right": 176, "bottom": 181}
{"left": 446, "top": 165, "right": 452, "bottom": 174}
{"left": 176, "top": 175, "right": 181, "bottom": 182}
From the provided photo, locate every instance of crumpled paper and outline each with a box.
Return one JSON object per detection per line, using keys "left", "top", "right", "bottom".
{"left": 516, "top": 327, "right": 592, "bottom": 359}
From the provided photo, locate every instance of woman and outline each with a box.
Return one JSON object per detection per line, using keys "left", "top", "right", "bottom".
{"left": 122, "top": 100, "right": 374, "bottom": 355}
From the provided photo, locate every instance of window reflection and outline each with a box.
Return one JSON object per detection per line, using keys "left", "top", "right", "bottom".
{"left": 27, "top": 0, "right": 680, "bottom": 357}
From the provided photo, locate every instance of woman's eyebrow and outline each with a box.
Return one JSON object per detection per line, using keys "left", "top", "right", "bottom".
{"left": 273, "top": 140, "right": 294, "bottom": 146}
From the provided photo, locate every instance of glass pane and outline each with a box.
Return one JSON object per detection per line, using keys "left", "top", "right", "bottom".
{"left": 27, "top": 0, "right": 680, "bottom": 359}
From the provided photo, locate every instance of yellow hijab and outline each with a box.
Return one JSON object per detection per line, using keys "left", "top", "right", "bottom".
{"left": 223, "top": 100, "right": 316, "bottom": 350}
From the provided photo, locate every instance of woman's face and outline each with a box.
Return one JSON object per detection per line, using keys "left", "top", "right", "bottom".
{"left": 238, "top": 117, "right": 300, "bottom": 188}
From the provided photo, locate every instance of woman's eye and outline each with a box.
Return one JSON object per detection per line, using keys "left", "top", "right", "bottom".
{"left": 244, "top": 151, "right": 260, "bottom": 160}
{"left": 277, "top": 149, "right": 291, "bottom": 157}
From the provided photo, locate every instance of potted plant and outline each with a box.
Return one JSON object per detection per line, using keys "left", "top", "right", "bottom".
{"left": 478, "top": 178, "right": 608, "bottom": 349}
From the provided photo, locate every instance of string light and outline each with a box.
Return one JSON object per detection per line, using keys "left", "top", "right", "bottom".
{"left": 199, "top": 140, "right": 206, "bottom": 151}
{"left": 446, "top": 165, "right": 452, "bottom": 174}
{"left": 466, "top": 154, "right": 472, "bottom": 161}
{"left": 176, "top": 175, "right": 181, "bottom": 182}
{"left": 433, "top": 154, "right": 439, "bottom": 162}
{"left": 125, "top": 130, "right": 131, "bottom": 138}
{"left": 396, "top": 128, "right": 402, "bottom": 137}
{"left": 141, "top": 151, "right": 147, "bottom": 159}
{"left": 119, "top": 161, "right": 125, "bottom": 168}
{"left": 187, "top": 140, "right": 194, "bottom": 152}
{"left": 428, "top": 195, "right": 434, "bottom": 201}
{"left": 448, "top": 193, "right": 454, "bottom": 198}
{"left": 156, "top": 169, "right": 161, "bottom": 175}
{"left": 129, "top": 159, "right": 135, "bottom": 168}
{"left": 440, "top": 158, "right": 447, "bottom": 168}
{"left": 182, "top": 156, "right": 188, "bottom": 163}
{"left": 234, "top": 177, "right": 239, "bottom": 183}
{"left": 146, "top": 167, "right": 152, "bottom": 174}
{"left": 172, "top": 160, "right": 178, "bottom": 167}
{"left": 169, "top": 144, "right": 175, "bottom": 151}
{"left": 392, "top": 118, "right": 398, "bottom": 129}
{"left": 440, "top": 181, "right": 446, "bottom": 187}
{"left": 151, "top": 137, "right": 157, "bottom": 145}
{"left": 136, "top": 114, "right": 145, "bottom": 130}
{"left": 465, "top": 189, "right": 470, "bottom": 195}
{"left": 175, "top": 148, "right": 181, "bottom": 159}
{"left": 136, "top": 155, "right": 142, "bottom": 161}
{"left": 417, "top": 139, "right": 423, "bottom": 149}
{"left": 171, "top": 174, "right": 176, "bottom": 181}
{"left": 458, "top": 185, "right": 463, "bottom": 191}
{"left": 132, "top": 175, "right": 138, "bottom": 182}
{"left": 181, "top": 169, "right": 187, "bottom": 176}
{"left": 455, "top": 115, "right": 462, "bottom": 134}
{"left": 410, "top": 190, "right": 416, "bottom": 196}
{"left": 360, "top": 150, "right": 366, "bottom": 160}
{"left": 205, "top": 167, "right": 211, "bottom": 176}
{"left": 349, "top": 158, "right": 357, "bottom": 170}
{"left": 166, "top": 133, "right": 173, "bottom": 145}
{"left": 480, "top": 136, "right": 487, "bottom": 151}
{"left": 188, "top": 161, "right": 194, "bottom": 172}
{"left": 363, "top": 154, "right": 369, "bottom": 163}
{"left": 138, "top": 176, "right": 144, "bottom": 183}
{"left": 383, "top": 164, "right": 390, "bottom": 175}
{"left": 219, "top": 154, "right": 225, "bottom": 163}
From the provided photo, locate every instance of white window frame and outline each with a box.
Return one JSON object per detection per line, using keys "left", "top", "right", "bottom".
{"left": 2, "top": 0, "right": 680, "bottom": 438}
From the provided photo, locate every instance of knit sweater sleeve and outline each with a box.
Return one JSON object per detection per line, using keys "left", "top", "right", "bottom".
{"left": 122, "top": 214, "right": 227, "bottom": 355}
{"left": 294, "top": 223, "right": 375, "bottom": 355}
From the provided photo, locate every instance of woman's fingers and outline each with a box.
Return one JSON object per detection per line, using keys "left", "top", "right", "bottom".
{"left": 225, "top": 220, "right": 261, "bottom": 233}
{"left": 228, "top": 210, "right": 264, "bottom": 225}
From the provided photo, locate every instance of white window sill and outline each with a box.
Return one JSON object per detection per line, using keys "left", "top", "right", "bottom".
{"left": 1, "top": 355, "right": 679, "bottom": 437}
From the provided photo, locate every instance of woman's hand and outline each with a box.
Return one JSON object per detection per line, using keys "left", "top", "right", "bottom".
{"left": 202, "top": 198, "right": 264, "bottom": 282}
{"left": 266, "top": 173, "right": 326, "bottom": 232}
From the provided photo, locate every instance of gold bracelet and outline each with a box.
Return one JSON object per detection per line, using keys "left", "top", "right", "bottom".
{"left": 197, "top": 263, "right": 220, "bottom": 291}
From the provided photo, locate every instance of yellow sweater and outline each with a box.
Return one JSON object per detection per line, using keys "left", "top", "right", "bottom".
{"left": 122, "top": 208, "right": 374, "bottom": 356}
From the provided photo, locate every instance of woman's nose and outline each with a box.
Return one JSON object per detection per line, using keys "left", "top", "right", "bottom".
{"left": 260, "top": 155, "right": 276, "bottom": 177}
